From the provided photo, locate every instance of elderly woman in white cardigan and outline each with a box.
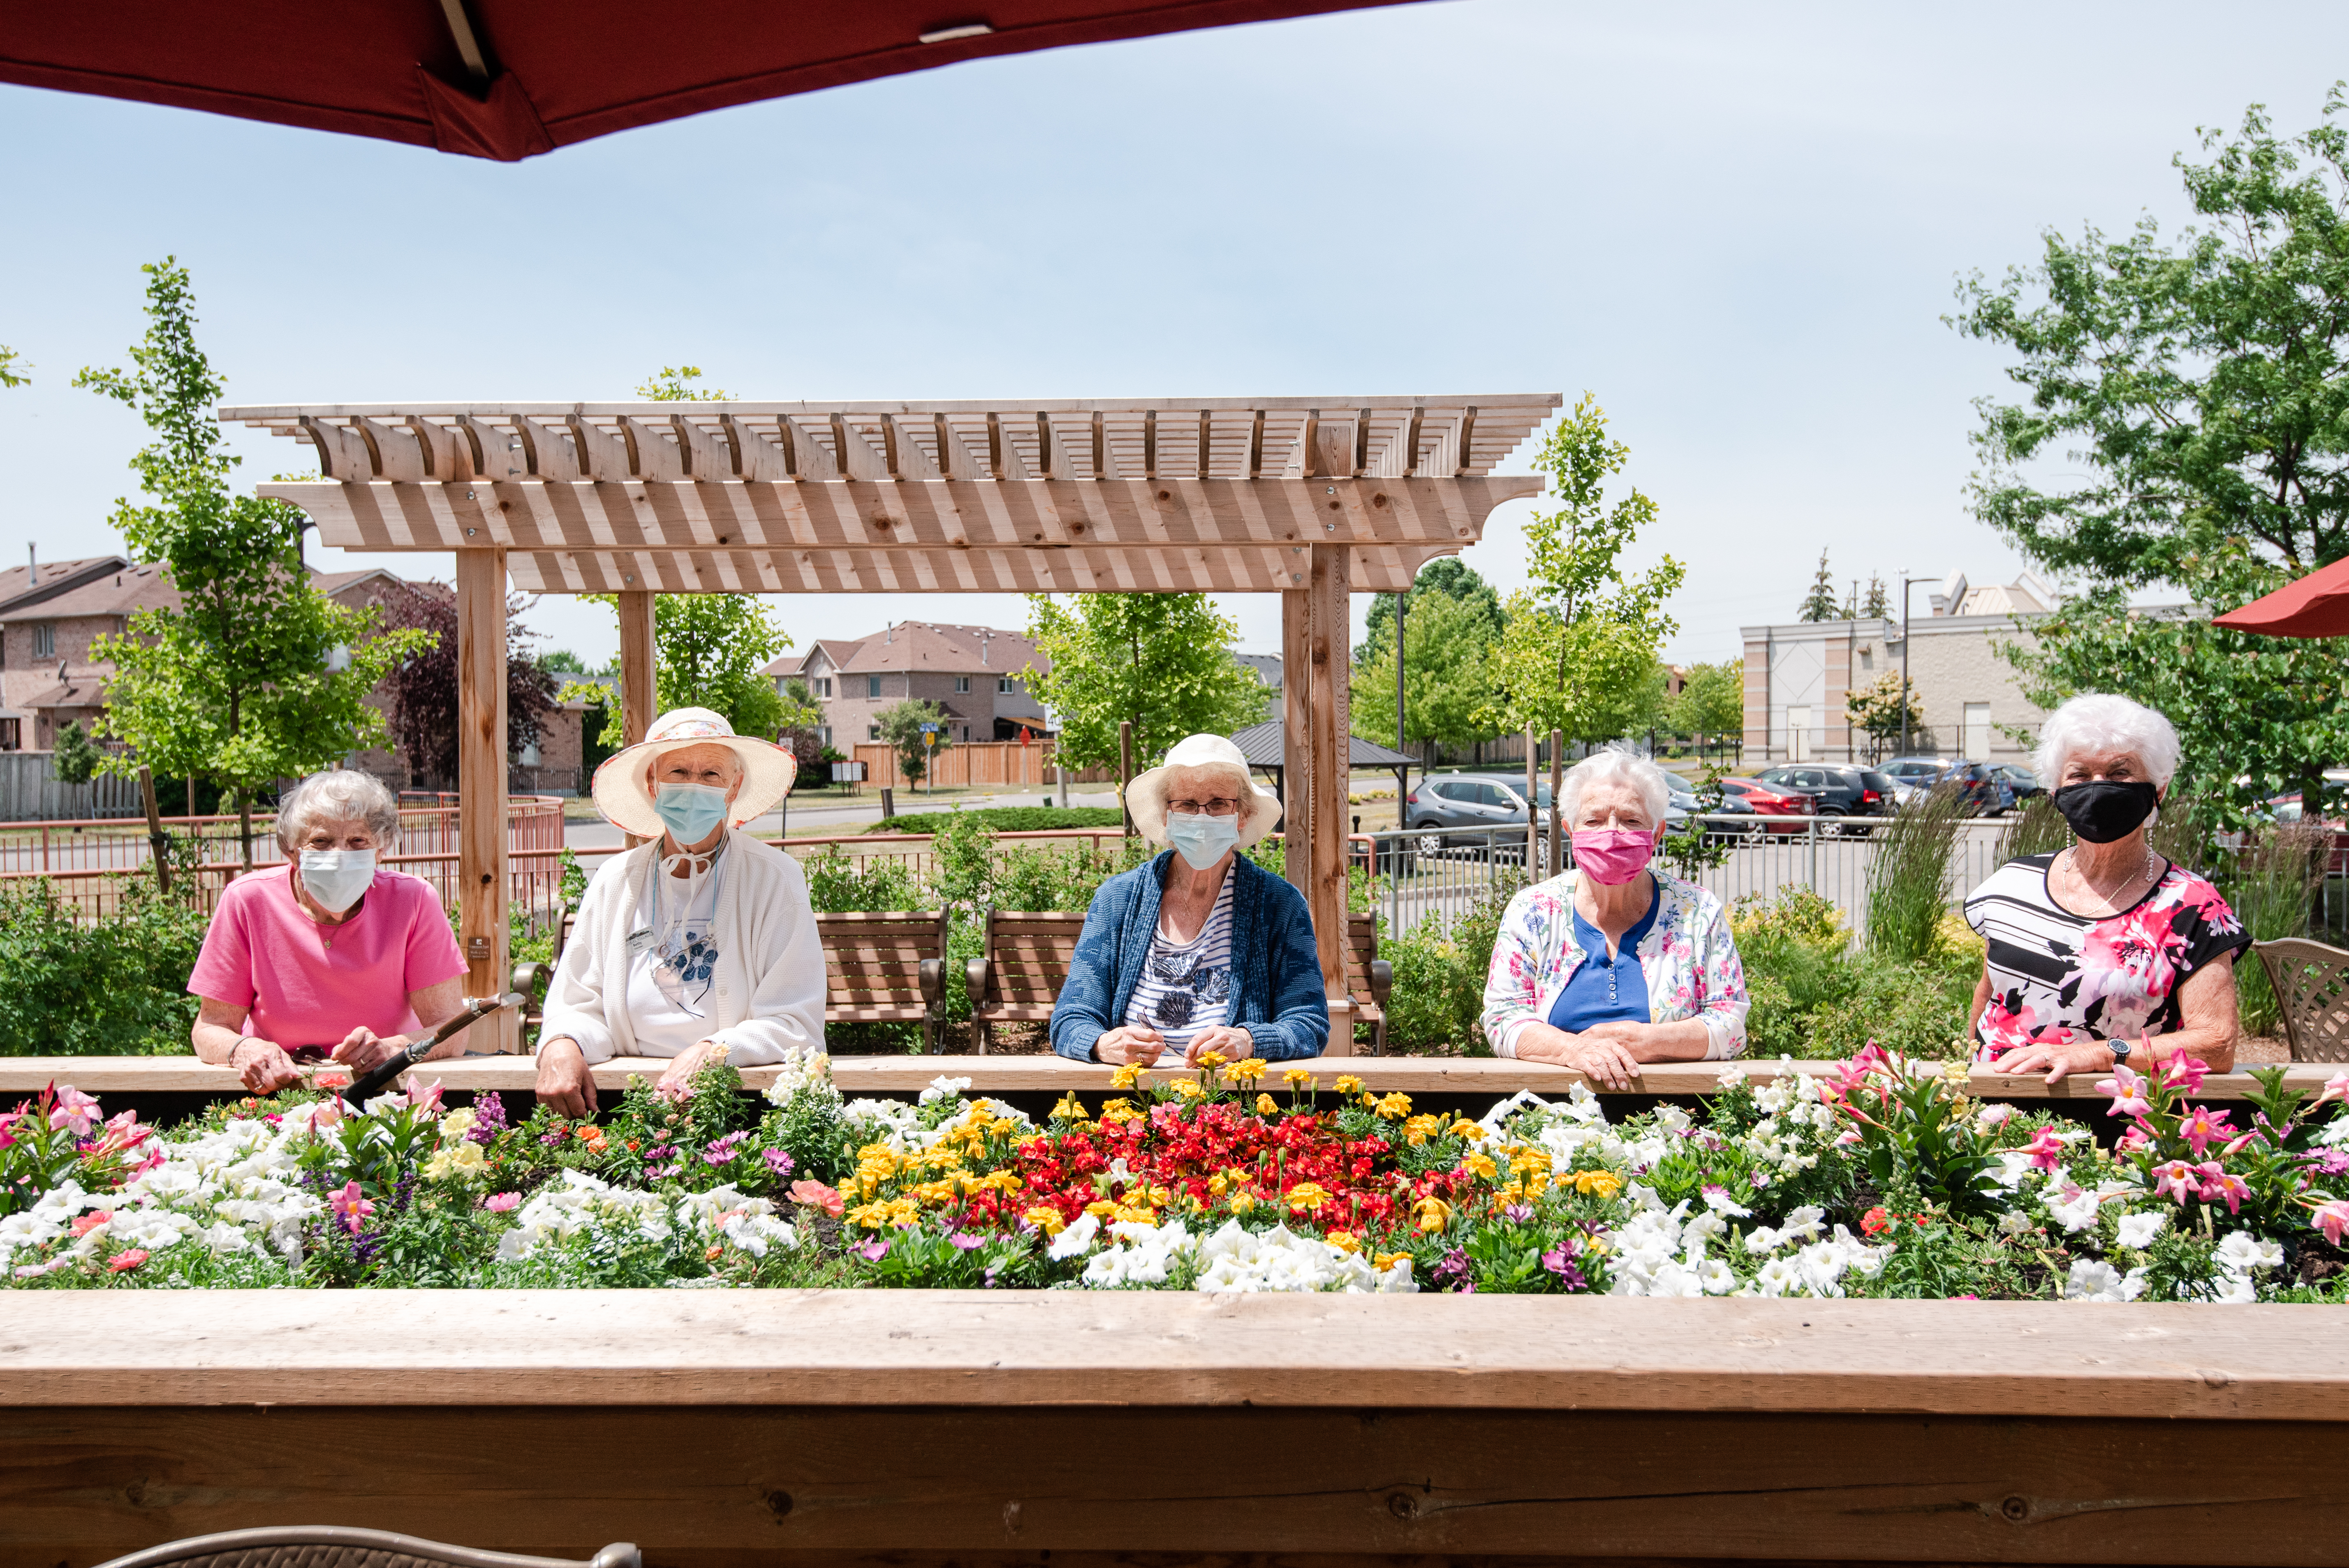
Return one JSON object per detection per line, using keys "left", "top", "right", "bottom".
{"left": 1480, "top": 748, "right": 1749, "bottom": 1088}
{"left": 534, "top": 708, "right": 824, "bottom": 1115}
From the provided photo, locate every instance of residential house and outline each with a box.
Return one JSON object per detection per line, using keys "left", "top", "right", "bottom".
{"left": 763, "top": 622, "right": 1051, "bottom": 747}
{"left": 1740, "top": 571, "right": 2069, "bottom": 764}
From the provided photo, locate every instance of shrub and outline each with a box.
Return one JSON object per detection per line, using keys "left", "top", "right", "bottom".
{"left": 1733, "top": 888, "right": 1982, "bottom": 1062}
{"left": 2223, "top": 821, "right": 2328, "bottom": 1037}
{"left": 1865, "top": 784, "right": 1967, "bottom": 960}
{"left": 0, "top": 875, "right": 207, "bottom": 1056}
{"left": 862, "top": 807, "right": 1125, "bottom": 835}
{"left": 1382, "top": 870, "right": 1525, "bottom": 1056}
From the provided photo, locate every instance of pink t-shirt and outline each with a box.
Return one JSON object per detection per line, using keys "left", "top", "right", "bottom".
{"left": 187, "top": 867, "right": 467, "bottom": 1048}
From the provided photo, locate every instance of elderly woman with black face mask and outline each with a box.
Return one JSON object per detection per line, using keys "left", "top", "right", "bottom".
{"left": 1963, "top": 693, "right": 2250, "bottom": 1082}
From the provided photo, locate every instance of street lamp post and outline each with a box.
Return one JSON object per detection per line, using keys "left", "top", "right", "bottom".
{"left": 1898, "top": 573, "right": 1921, "bottom": 758}
{"left": 1395, "top": 588, "right": 1408, "bottom": 799}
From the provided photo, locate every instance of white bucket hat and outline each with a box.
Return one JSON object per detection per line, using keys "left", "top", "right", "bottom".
{"left": 590, "top": 707, "right": 797, "bottom": 838}
{"left": 1127, "top": 733, "right": 1282, "bottom": 849}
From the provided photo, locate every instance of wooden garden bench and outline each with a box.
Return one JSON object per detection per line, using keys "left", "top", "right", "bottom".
{"left": 1346, "top": 911, "right": 1394, "bottom": 1056}
{"left": 511, "top": 908, "right": 952, "bottom": 1052}
{"left": 965, "top": 910, "right": 1087, "bottom": 1054}
{"left": 2253, "top": 937, "right": 2349, "bottom": 1062}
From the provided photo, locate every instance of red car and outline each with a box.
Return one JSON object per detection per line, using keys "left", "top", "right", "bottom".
{"left": 1720, "top": 775, "right": 1819, "bottom": 834}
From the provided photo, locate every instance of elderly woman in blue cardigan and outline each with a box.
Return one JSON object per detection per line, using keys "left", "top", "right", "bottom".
{"left": 1050, "top": 734, "right": 1329, "bottom": 1066}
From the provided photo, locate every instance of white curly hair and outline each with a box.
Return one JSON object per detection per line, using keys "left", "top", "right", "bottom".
{"left": 1558, "top": 747, "right": 1671, "bottom": 829}
{"left": 2031, "top": 694, "right": 2182, "bottom": 791}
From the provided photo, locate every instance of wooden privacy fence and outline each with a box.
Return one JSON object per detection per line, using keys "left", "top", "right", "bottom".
{"left": 850, "top": 739, "right": 1115, "bottom": 791}
{"left": 0, "top": 751, "right": 144, "bottom": 820}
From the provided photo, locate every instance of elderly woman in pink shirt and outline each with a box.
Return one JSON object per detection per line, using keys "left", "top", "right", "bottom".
{"left": 187, "top": 770, "right": 469, "bottom": 1094}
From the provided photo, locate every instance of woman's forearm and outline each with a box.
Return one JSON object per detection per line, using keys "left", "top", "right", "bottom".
{"left": 192, "top": 1022, "right": 250, "bottom": 1064}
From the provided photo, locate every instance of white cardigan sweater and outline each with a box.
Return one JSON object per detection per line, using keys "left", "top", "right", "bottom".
{"left": 540, "top": 828, "right": 825, "bottom": 1064}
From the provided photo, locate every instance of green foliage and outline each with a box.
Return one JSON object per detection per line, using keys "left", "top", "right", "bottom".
{"left": 875, "top": 699, "right": 954, "bottom": 784}
{"left": 1953, "top": 91, "right": 2349, "bottom": 821}
{"left": 74, "top": 259, "right": 433, "bottom": 809}
{"left": 1487, "top": 397, "right": 1685, "bottom": 744}
{"left": 1865, "top": 785, "right": 1968, "bottom": 961}
{"left": 50, "top": 721, "right": 102, "bottom": 786}
{"left": 1665, "top": 659, "right": 1744, "bottom": 739}
{"left": 801, "top": 846, "right": 925, "bottom": 913}
{"left": 1381, "top": 870, "right": 1527, "bottom": 1055}
{"left": 1356, "top": 557, "right": 1504, "bottom": 661}
{"left": 1022, "top": 593, "right": 1270, "bottom": 772}
{"left": 1349, "top": 583, "right": 1504, "bottom": 755}
{"left": 0, "top": 344, "right": 25, "bottom": 388}
{"left": 539, "top": 649, "right": 596, "bottom": 675}
{"left": 2225, "top": 821, "right": 2329, "bottom": 1035}
{"left": 577, "top": 594, "right": 789, "bottom": 744}
{"left": 1845, "top": 670, "right": 1924, "bottom": 749}
{"left": 861, "top": 806, "right": 1124, "bottom": 835}
{"left": 1732, "top": 886, "right": 1981, "bottom": 1061}
{"left": 1796, "top": 549, "right": 1842, "bottom": 621}
{"left": 636, "top": 365, "right": 735, "bottom": 401}
{"left": 0, "top": 876, "right": 206, "bottom": 1056}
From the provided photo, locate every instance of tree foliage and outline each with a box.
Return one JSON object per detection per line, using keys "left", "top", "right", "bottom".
{"left": 1485, "top": 397, "right": 1685, "bottom": 745}
{"left": 1355, "top": 557, "right": 1504, "bottom": 662}
{"left": 1348, "top": 581, "right": 1502, "bottom": 755}
{"left": 0, "top": 345, "right": 26, "bottom": 388}
{"left": 1796, "top": 550, "right": 1842, "bottom": 621}
{"left": 576, "top": 594, "right": 789, "bottom": 745}
{"left": 73, "top": 259, "right": 431, "bottom": 827}
{"left": 1846, "top": 669, "right": 1926, "bottom": 750}
{"left": 1860, "top": 575, "right": 1892, "bottom": 619}
{"left": 1952, "top": 91, "right": 2349, "bottom": 817}
{"left": 376, "top": 585, "right": 560, "bottom": 784}
{"left": 1665, "top": 659, "right": 1745, "bottom": 738}
{"left": 1021, "top": 593, "right": 1269, "bottom": 772}
{"left": 875, "top": 699, "right": 956, "bottom": 784}
{"left": 51, "top": 720, "right": 102, "bottom": 786}
{"left": 636, "top": 365, "right": 735, "bottom": 402}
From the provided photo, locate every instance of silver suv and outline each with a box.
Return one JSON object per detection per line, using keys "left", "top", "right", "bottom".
{"left": 1404, "top": 773, "right": 1551, "bottom": 857}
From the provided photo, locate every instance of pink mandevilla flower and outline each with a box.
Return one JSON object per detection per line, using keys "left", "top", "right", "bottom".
{"left": 2151, "top": 1160, "right": 2200, "bottom": 1205}
{"left": 2177, "top": 1105, "right": 2237, "bottom": 1158}
{"left": 2312, "top": 1199, "right": 2349, "bottom": 1248}
{"left": 2116, "top": 1124, "right": 2151, "bottom": 1153}
{"left": 2025, "top": 1126, "right": 2068, "bottom": 1172}
{"left": 48, "top": 1085, "right": 102, "bottom": 1136}
{"left": 2095, "top": 1066, "right": 2152, "bottom": 1122}
{"left": 2196, "top": 1163, "right": 2250, "bottom": 1215}
{"left": 330, "top": 1180, "right": 375, "bottom": 1228}
{"left": 2159, "top": 1055, "right": 2210, "bottom": 1095}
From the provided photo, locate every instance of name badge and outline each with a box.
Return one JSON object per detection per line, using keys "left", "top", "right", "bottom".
{"left": 625, "top": 928, "right": 657, "bottom": 956}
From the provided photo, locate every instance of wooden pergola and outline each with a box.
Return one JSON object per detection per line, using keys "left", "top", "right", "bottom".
{"left": 220, "top": 394, "right": 1559, "bottom": 1050}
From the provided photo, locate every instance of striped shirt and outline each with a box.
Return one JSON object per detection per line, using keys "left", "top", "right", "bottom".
{"left": 1122, "top": 870, "right": 1236, "bottom": 1053}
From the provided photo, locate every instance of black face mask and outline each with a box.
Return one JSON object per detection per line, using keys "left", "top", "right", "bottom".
{"left": 2053, "top": 780, "right": 2160, "bottom": 844}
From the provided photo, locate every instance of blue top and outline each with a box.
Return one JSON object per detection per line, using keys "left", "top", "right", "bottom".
{"left": 1545, "top": 885, "right": 1660, "bottom": 1034}
{"left": 1048, "top": 851, "right": 1330, "bottom": 1062}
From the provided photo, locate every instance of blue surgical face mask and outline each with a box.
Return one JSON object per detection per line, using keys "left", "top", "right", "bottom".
{"left": 298, "top": 849, "right": 376, "bottom": 913}
{"left": 653, "top": 781, "right": 731, "bottom": 846}
{"left": 1164, "top": 811, "right": 1241, "bottom": 870}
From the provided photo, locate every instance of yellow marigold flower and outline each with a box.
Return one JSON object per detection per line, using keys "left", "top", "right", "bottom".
{"left": 1463, "top": 1152, "right": 1498, "bottom": 1181}
{"left": 1099, "top": 1099, "right": 1142, "bottom": 1124}
{"left": 1150, "top": 1184, "right": 1172, "bottom": 1207}
{"left": 1227, "top": 1057, "right": 1267, "bottom": 1085}
{"left": 1085, "top": 1199, "right": 1118, "bottom": 1218}
{"left": 1114, "top": 1203, "right": 1157, "bottom": 1223}
{"left": 1414, "top": 1195, "right": 1453, "bottom": 1233}
{"left": 1497, "top": 1179, "right": 1523, "bottom": 1204}
{"left": 1255, "top": 1092, "right": 1279, "bottom": 1115}
{"left": 1451, "top": 1120, "right": 1485, "bottom": 1141}
{"left": 1334, "top": 1074, "right": 1365, "bottom": 1095}
{"left": 1025, "top": 1206, "right": 1066, "bottom": 1236}
{"left": 1286, "top": 1182, "right": 1332, "bottom": 1212}
{"left": 1207, "top": 1173, "right": 1230, "bottom": 1197}
{"left": 847, "top": 1202, "right": 890, "bottom": 1230}
{"left": 1170, "top": 1078, "right": 1204, "bottom": 1099}
{"left": 1284, "top": 1068, "right": 1317, "bottom": 1089}
{"left": 1325, "top": 1230, "right": 1362, "bottom": 1254}
{"left": 1509, "top": 1147, "right": 1552, "bottom": 1176}
{"left": 1110, "top": 1064, "right": 1142, "bottom": 1090}
{"left": 1574, "top": 1170, "right": 1622, "bottom": 1199}
{"left": 1583, "top": 1235, "right": 1610, "bottom": 1257}
{"left": 1374, "top": 1251, "right": 1412, "bottom": 1273}
{"left": 1230, "top": 1191, "right": 1257, "bottom": 1214}
{"left": 1375, "top": 1092, "right": 1412, "bottom": 1119}
{"left": 1196, "top": 1050, "right": 1228, "bottom": 1070}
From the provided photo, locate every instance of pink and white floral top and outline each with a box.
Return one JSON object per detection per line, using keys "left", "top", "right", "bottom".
{"left": 1963, "top": 854, "right": 2250, "bottom": 1062}
{"left": 1480, "top": 868, "right": 1749, "bottom": 1059}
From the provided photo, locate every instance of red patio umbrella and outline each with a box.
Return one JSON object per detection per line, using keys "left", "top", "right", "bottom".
{"left": 2210, "top": 556, "right": 2349, "bottom": 639}
{"left": 1, "top": 1, "right": 1414, "bottom": 161}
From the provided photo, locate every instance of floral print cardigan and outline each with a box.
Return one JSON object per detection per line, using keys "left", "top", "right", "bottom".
{"left": 1479, "top": 868, "right": 1750, "bottom": 1060}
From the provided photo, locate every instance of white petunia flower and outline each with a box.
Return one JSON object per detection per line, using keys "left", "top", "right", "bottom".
{"left": 2113, "top": 1210, "right": 2166, "bottom": 1250}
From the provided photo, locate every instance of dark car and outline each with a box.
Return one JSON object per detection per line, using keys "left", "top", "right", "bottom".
{"left": 1992, "top": 764, "right": 2046, "bottom": 803}
{"left": 1878, "top": 756, "right": 2013, "bottom": 816}
{"left": 1751, "top": 765, "right": 1898, "bottom": 831}
{"left": 1405, "top": 771, "right": 1689, "bottom": 858}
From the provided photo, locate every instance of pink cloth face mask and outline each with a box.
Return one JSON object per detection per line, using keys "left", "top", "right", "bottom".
{"left": 1571, "top": 828, "right": 1657, "bottom": 886}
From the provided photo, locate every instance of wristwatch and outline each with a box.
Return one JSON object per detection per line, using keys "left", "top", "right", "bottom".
{"left": 2109, "top": 1039, "right": 2134, "bottom": 1065}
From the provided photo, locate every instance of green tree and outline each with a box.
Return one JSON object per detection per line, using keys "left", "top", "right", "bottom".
{"left": 74, "top": 259, "right": 430, "bottom": 865}
{"left": 876, "top": 698, "right": 954, "bottom": 784}
{"left": 51, "top": 720, "right": 102, "bottom": 786}
{"left": 576, "top": 594, "right": 789, "bottom": 745}
{"left": 1354, "top": 557, "right": 1504, "bottom": 663}
{"left": 1861, "top": 575, "right": 1892, "bottom": 619}
{"left": 1349, "top": 583, "right": 1503, "bottom": 757}
{"left": 637, "top": 365, "right": 735, "bottom": 401}
{"left": 1952, "top": 90, "right": 2349, "bottom": 816}
{"left": 0, "top": 345, "right": 26, "bottom": 388}
{"left": 1666, "top": 659, "right": 1745, "bottom": 738}
{"left": 1485, "top": 396, "right": 1685, "bottom": 745}
{"left": 1796, "top": 550, "right": 1841, "bottom": 621}
{"left": 1846, "top": 670, "right": 1926, "bottom": 756}
{"left": 539, "top": 648, "right": 597, "bottom": 675}
{"left": 1022, "top": 593, "right": 1269, "bottom": 771}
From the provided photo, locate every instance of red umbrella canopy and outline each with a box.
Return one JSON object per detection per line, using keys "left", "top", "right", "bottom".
{"left": 2, "top": 0, "right": 1414, "bottom": 161}
{"left": 2210, "top": 555, "right": 2349, "bottom": 640}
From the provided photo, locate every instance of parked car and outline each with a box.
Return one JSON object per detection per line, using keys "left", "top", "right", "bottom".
{"left": 1664, "top": 773, "right": 1765, "bottom": 838}
{"left": 1718, "top": 775, "right": 1819, "bottom": 833}
{"left": 1876, "top": 756, "right": 2013, "bottom": 816}
{"left": 1750, "top": 765, "right": 1897, "bottom": 832}
{"left": 1992, "top": 763, "right": 2046, "bottom": 803}
{"left": 1405, "top": 772, "right": 1693, "bottom": 860}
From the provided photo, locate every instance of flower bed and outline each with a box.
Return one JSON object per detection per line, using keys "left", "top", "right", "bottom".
{"left": 5, "top": 1048, "right": 2348, "bottom": 1300}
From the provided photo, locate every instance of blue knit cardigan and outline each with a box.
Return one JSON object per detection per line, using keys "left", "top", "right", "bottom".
{"left": 1048, "top": 851, "right": 1330, "bottom": 1062}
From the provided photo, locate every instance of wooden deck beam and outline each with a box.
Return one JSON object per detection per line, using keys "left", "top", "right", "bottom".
{"left": 454, "top": 548, "right": 515, "bottom": 1052}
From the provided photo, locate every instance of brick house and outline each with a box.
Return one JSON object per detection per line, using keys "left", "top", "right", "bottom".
{"left": 0, "top": 556, "right": 583, "bottom": 789}
{"left": 764, "top": 621, "right": 1051, "bottom": 747}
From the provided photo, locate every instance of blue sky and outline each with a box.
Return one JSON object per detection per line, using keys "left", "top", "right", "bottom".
{"left": 4, "top": 0, "right": 2346, "bottom": 669}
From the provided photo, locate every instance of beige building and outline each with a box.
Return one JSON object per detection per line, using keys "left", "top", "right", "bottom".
{"left": 1741, "top": 571, "right": 2063, "bottom": 764}
{"left": 764, "top": 621, "right": 1051, "bottom": 748}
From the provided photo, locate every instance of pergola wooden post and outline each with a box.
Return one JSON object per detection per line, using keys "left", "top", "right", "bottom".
{"left": 228, "top": 396, "right": 1559, "bottom": 1050}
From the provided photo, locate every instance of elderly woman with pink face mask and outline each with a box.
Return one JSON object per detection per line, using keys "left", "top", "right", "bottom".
{"left": 1479, "top": 749, "right": 1750, "bottom": 1087}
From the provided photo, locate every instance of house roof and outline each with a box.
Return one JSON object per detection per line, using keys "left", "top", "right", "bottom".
{"left": 0, "top": 562, "right": 178, "bottom": 620}
{"left": 1229, "top": 719, "right": 1411, "bottom": 769}
{"left": 0, "top": 555, "right": 133, "bottom": 617}
{"left": 828, "top": 622, "right": 1045, "bottom": 678}
{"left": 18, "top": 679, "right": 108, "bottom": 710}
{"left": 1234, "top": 652, "right": 1282, "bottom": 690}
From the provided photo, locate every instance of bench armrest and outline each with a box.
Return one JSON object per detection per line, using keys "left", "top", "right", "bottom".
{"left": 1368, "top": 958, "right": 1393, "bottom": 1007}
{"left": 511, "top": 960, "right": 549, "bottom": 1009}
{"left": 965, "top": 957, "right": 990, "bottom": 1008}
{"left": 918, "top": 958, "right": 944, "bottom": 1007}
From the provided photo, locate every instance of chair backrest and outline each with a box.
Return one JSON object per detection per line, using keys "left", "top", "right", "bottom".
{"left": 1345, "top": 911, "right": 1379, "bottom": 1004}
{"left": 981, "top": 910, "right": 1088, "bottom": 1008}
{"left": 2254, "top": 937, "right": 2349, "bottom": 1062}
{"left": 97, "top": 1527, "right": 638, "bottom": 1568}
{"left": 552, "top": 908, "right": 577, "bottom": 964}
{"left": 817, "top": 909, "right": 951, "bottom": 1010}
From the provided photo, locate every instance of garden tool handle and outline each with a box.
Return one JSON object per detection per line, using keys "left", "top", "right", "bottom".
{"left": 339, "top": 992, "right": 525, "bottom": 1106}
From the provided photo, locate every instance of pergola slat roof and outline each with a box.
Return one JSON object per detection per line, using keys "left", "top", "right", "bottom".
{"left": 220, "top": 391, "right": 1559, "bottom": 1055}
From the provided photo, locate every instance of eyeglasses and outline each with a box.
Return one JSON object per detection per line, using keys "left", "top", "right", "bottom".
{"left": 1167, "top": 797, "right": 1243, "bottom": 817}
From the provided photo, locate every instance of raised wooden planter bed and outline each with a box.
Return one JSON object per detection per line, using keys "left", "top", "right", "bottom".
{"left": 2, "top": 1291, "right": 2344, "bottom": 1568}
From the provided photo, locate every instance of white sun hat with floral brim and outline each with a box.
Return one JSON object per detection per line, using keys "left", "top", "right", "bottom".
{"left": 589, "top": 707, "right": 797, "bottom": 838}
{"left": 1126, "top": 733, "right": 1282, "bottom": 849}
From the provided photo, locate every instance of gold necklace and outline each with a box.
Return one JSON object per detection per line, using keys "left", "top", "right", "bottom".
{"left": 2062, "top": 845, "right": 2160, "bottom": 910}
